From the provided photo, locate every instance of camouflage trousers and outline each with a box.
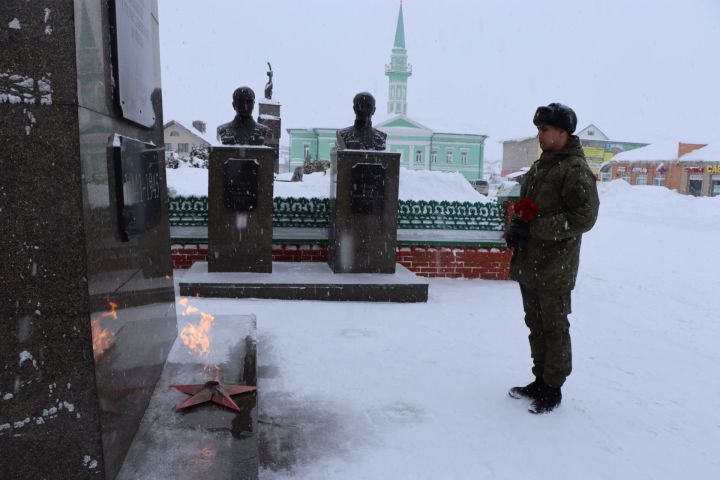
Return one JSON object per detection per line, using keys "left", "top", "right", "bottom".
{"left": 519, "top": 284, "right": 572, "bottom": 388}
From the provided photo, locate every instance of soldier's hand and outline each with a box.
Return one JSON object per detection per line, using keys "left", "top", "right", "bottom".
{"left": 505, "top": 217, "right": 530, "bottom": 249}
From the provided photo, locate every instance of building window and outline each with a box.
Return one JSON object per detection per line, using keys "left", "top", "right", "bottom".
{"left": 621, "top": 173, "right": 631, "bottom": 183}
{"left": 688, "top": 175, "right": 703, "bottom": 196}
{"left": 303, "top": 144, "right": 310, "bottom": 159}
{"left": 587, "top": 130, "right": 595, "bottom": 136}
{"left": 177, "top": 143, "right": 189, "bottom": 153}
{"left": 461, "top": 150, "right": 468, "bottom": 165}
{"left": 169, "top": 131, "right": 180, "bottom": 137}
{"left": 431, "top": 150, "right": 438, "bottom": 163}
{"left": 636, "top": 174, "right": 647, "bottom": 185}
{"left": 415, "top": 149, "right": 423, "bottom": 163}
{"left": 446, "top": 150, "right": 454, "bottom": 164}
{"left": 711, "top": 175, "right": 720, "bottom": 197}
{"left": 164, "top": 143, "right": 172, "bottom": 151}
{"left": 653, "top": 173, "right": 665, "bottom": 186}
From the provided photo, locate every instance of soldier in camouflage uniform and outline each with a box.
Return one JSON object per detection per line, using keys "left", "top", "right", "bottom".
{"left": 505, "top": 103, "right": 600, "bottom": 414}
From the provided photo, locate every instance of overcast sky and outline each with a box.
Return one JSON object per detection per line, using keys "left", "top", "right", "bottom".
{"left": 158, "top": 0, "right": 720, "bottom": 160}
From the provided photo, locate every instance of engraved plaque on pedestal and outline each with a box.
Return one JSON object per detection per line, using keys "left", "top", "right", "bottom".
{"left": 223, "top": 159, "right": 259, "bottom": 213}
{"left": 329, "top": 150, "right": 400, "bottom": 273}
{"left": 208, "top": 146, "right": 275, "bottom": 272}
{"left": 111, "top": 135, "right": 162, "bottom": 241}
{"left": 351, "top": 163, "right": 386, "bottom": 214}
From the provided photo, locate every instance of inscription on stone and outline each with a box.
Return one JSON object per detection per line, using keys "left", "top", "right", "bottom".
{"left": 111, "top": 0, "right": 156, "bottom": 127}
{"left": 112, "top": 135, "right": 162, "bottom": 241}
{"left": 351, "top": 163, "right": 386, "bottom": 214}
{"left": 223, "top": 158, "right": 259, "bottom": 212}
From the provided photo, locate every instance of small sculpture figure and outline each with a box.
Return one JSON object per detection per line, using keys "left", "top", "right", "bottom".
{"left": 336, "top": 92, "right": 387, "bottom": 150}
{"left": 264, "top": 62, "right": 273, "bottom": 100}
{"left": 217, "top": 86, "right": 272, "bottom": 146}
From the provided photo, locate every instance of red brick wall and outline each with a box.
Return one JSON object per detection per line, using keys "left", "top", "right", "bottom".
{"left": 396, "top": 246, "right": 512, "bottom": 280}
{"left": 171, "top": 243, "right": 512, "bottom": 280}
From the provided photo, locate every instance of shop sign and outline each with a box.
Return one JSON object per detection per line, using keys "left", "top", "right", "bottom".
{"left": 632, "top": 167, "right": 647, "bottom": 173}
{"left": 686, "top": 166, "right": 705, "bottom": 173}
{"left": 689, "top": 174, "right": 703, "bottom": 181}
{"left": 617, "top": 166, "right": 626, "bottom": 172}
{"left": 707, "top": 165, "right": 720, "bottom": 174}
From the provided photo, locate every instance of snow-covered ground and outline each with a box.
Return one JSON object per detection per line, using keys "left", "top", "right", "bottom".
{"left": 172, "top": 181, "right": 720, "bottom": 479}
{"left": 167, "top": 164, "right": 490, "bottom": 202}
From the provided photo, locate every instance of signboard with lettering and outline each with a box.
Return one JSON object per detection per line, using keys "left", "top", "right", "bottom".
{"left": 707, "top": 165, "right": 720, "bottom": 174}
{"left": 111, "top": 135, "right": 162, "bottom": 241}
{"left": 351, "top": 163, "right": 386, "bottom": 214}
{"left": 223, "top": 159, "right": 259, "bottom": 213}
{"left": 632, "top": 167, "right": 648, "bottom": 173}
{"left": 111, "top": 0, "right": 157, "bottom": 127}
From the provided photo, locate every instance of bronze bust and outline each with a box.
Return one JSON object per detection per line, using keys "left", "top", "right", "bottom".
{"left": 217, "top": 86, "right": 272, "bottom": 146}
{"left": 336, "top": 92, "right": 387, "bottom": 150}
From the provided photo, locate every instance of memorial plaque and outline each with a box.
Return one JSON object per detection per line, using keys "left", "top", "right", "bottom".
{"left": 112, "top": 134, "right": 162, "bottom": 241}
{"left": 351, "top": 163, "right": 386, "bottom": 214}
{"left": 110, "top": 0, "right": 157, "bottom": 127}
{"left": 223, "top": 158, "right": 259, "bottom": 212}
{"left": 328, "top": 150, "right": 400, "bottom": 273}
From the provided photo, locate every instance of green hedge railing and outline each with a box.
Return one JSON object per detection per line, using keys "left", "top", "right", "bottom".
{"left": 169, "top": 196, "right": 506, "bottom": 231}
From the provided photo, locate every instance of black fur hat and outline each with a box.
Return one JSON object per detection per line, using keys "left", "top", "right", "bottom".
{"left": 533, "top": 103, "right": 577, "bottom": 134}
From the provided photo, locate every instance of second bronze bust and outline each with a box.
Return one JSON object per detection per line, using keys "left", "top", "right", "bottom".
{"left": 217, "top": 86, "right": 272, "bottom": 146}
{"left": 336, "top": 92, "right": 387, "bottom": 151}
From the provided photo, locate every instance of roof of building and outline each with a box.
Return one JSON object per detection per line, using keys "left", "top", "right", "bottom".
{"left": 611, "top": 140, "right": 681, "bottom": 162}
{"left": 680, "top": 142, "right": 720, "bottom": 162}
{"left": 164, "top": 120, "right": 215, "bottom": 146}
{"left": 394, "top": 2, "right": 406, "bottom": 49}
{"left": 377, "top": 114, "right": 433, "bottom": 135}
{"left": 577, "top": 124, "right": 610, "bottom": 141}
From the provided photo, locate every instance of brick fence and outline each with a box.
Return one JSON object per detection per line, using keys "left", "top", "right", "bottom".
{"left": 171, "top": 243, "right": 512, "bottom": 280}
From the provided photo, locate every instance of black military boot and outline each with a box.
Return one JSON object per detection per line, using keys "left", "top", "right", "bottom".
{"left": 528, "top": 384, "right": 562, "bottom": 414}
{"left": 508, "top": 378, "right": 543, "bottom": 400}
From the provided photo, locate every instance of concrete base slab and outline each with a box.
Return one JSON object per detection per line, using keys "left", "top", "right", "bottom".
{"left": 179, "top": 262, "right": 429, "bottom": 302}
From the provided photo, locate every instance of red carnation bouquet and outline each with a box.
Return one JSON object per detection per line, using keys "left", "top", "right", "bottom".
{"left": 514, "top": 197, "right": 540, "bottom": 222}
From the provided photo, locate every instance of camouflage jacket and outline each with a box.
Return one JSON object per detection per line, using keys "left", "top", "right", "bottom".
{"left": 510, "top": 136, "right": 599, "bottom": 290}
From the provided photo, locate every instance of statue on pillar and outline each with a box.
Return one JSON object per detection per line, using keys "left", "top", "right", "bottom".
{"left": 264, "top": 62, "right": 273, "bottom": 100}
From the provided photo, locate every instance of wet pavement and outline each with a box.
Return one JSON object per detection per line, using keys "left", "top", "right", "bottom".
{"left": 117, "top": 315, "right": 258, "bottom": 480}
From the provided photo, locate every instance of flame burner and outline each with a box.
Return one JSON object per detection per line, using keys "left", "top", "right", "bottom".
{"left": 170, "top": 379, "right": 257, "bottom": 412}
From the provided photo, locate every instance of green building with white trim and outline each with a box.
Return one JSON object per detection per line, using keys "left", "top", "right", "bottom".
{"left": 287, "top": 3, "right": 487, "bottom": 181}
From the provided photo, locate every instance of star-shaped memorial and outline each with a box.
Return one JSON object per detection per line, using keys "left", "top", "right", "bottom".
{"left": 170, "top": 380, "right": 257, "bottom": 412}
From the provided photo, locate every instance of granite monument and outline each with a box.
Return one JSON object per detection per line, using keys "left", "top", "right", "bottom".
{"left": 208, "top": 87, "right": 274, "bottom": 273}
{"left": 0, "top": 1, "right": 176, "bottom": 479}
{"left": 328, "top": 92, "right": 400, "bottom": 273}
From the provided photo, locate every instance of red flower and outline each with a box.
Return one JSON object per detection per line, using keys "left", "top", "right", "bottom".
{"left": 514, "top": 197, "right": 540, "bottom": 222}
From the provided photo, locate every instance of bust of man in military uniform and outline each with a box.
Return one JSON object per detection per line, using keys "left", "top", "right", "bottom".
{"left": 336, "top": 92, "right": 387, "bottom": 150}
{"left": 217, "top": 86, "right": 272, "bottom": 146}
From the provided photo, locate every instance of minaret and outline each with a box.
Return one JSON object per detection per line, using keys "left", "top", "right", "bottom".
{"left": 385, "top": 1, "right": 412, "bottom": 115}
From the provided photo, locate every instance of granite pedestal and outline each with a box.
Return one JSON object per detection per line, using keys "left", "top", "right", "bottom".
{"left": 0, "top": 1, "right": 177, "bottom": 479}
{"left": 208, "top": 145, "right": 275, "bottom": 273}
{"left": 328, "top": 150, "right": 401, "bottom": 273}
{"left": 179, "top": 261, "right": 429, "bottom": 302}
